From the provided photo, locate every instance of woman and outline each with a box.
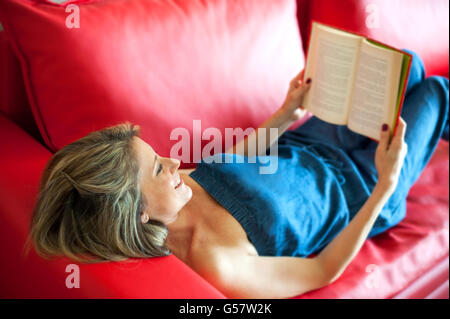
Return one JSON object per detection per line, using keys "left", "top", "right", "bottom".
{"left": 28, "top": 50, "right": 449, "bottom": 298}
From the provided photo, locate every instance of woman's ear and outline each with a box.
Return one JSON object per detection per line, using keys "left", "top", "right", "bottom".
{"left": 140, "top": 212, "right": 150, "bottom": 224}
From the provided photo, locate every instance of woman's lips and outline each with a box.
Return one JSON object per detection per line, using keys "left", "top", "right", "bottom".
{"left": 175, "top": 179, "right": 183, "bottom": 189}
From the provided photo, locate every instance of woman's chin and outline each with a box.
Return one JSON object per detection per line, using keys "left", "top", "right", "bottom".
{"left": 180, "top": 183, "right": 193, "bottom": 200}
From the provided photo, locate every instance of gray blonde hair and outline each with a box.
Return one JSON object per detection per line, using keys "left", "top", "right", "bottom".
{"left": 26, "top": 122, "right": 171, "bottom": 263}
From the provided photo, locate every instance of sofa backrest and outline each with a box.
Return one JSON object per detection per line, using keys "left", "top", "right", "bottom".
{"left": 3, "top": 0, "right": 448, "bottom": 155}
{"left": 0, "top": 0, "right": 304, "bottom": 167}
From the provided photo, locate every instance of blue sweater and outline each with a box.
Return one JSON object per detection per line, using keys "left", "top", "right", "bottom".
{"left": 189, "top": 138, "right": 376, "bottom": 257}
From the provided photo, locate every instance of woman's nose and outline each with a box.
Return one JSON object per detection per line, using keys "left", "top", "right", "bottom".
{"left": 168, "top": 158, "right": 180, "bottom": 173}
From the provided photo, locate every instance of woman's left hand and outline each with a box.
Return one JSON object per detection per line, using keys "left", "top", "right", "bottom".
{"left": 281, "top": 69, "right": 312, "bottom": 121}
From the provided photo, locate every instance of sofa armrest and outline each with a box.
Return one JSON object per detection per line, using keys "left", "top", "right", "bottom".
{"left": 0, "top": 113, "right": 225, "bottom": 298}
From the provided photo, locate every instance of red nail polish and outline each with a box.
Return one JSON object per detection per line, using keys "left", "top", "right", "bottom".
{"left": 306, "top": 78, "right": 312, "bottom": 84}
{"left": 382, "top": 124, "right": 388, "bottom": 131}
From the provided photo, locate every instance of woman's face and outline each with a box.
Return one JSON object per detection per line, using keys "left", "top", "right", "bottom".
{"left": 132, "top": 136, "right": 192, "bottom": 225}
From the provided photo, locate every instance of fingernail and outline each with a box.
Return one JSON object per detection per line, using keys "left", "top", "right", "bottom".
{"left": 306, "top": 78, "right": 312, "bottom": 84}
{"left": 382, "top": 123, "right": 388, "bottom": 131}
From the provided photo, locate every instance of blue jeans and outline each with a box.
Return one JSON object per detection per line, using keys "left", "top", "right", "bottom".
{"left": 290, "top": 49, "right": 449, "bottom": 237}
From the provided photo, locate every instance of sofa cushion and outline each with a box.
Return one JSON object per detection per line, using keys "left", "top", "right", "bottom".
{"left": 1, "top": 110, "right": 447, "bottom": 298}
{"left": 0, "top": 29, "right": 41, "bottom": 141}
{"left": 0, "top": 0, "right": 304, "bottom": 166}
{"left": 303, "top": 0, "right": 449, "bottom": 78}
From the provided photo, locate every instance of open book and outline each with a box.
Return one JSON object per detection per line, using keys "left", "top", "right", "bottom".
{"left": 302, "top": 21, "right": 412, "bottom": 141}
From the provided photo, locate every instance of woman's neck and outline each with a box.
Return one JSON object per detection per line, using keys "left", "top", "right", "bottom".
{"left": 165, "top": 175, "right": 202, "bottom": 261}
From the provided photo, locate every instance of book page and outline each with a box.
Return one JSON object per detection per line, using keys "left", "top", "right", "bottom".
{"left": 302, "top": 23, "right": 363, "bottom": 125}
{"left": 347, "top": 39, "right": 404, "bottom": 140}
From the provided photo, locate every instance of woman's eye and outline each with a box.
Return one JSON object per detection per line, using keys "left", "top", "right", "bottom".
{"left": 157, "top": 163, "right": 163, "bottom": 175}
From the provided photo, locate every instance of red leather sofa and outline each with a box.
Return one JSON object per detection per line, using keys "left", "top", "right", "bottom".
{"left": 0, "top": 0, "right": 448, "bottom": 298}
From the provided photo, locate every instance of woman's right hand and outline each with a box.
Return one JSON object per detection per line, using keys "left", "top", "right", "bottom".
{"left": 374, "top": 117, "right": 408, "bottom": 193}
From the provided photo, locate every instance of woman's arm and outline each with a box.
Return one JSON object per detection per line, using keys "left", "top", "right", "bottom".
{"left": 199, "top": 179, "right": 391, "bottom": 298}
{"left": 226, "top": 108, "right": 296, "bottom": 156}
{"left": 197, "top": 176, "right": 397, "bottom": 298}
{"left": 317, "top": 118, "right": 408, "bottom": 283}
{"left": 317, "top": 180, "right": 394, "bottom": 284}
{"left": 225, "top": 70, "right": 312, "bottom": 156}
{"left": 192, "top": 247, "right": 329, "bottom": 299}
{"left": 198, "top": 118, "right": 408, "bottom": 299}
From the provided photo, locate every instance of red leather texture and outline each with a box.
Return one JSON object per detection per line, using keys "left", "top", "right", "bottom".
{"left": 305, "top": 0, "right": 449, "bottom": 78}
{"left": 0, "top": 0, "right": 448, "bottom": 299}
{"left": 392, "top": 258, "right": 449, "bottom": 299}
{"left": 0, "top": 0, "right": 304, "bottom": 166}
{"left": 1, "top": 110, "right": 447, "bottom": 298}
{"left": 0, "top": 31, "right": 40, "bottom": 140}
